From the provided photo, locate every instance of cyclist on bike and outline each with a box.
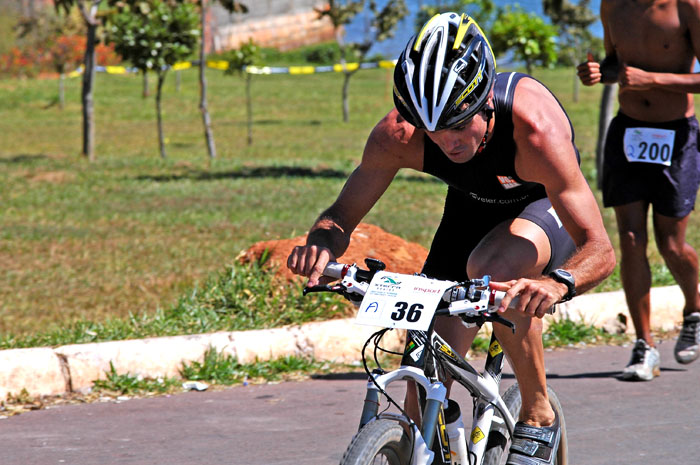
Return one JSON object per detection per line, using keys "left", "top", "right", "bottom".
{"left": 288, "top": 12, "right": 615, "bottom": 464}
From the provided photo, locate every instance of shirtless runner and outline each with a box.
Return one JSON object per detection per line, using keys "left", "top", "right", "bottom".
{"left": 577, "top": 0, "right": 700, "bottom": 380}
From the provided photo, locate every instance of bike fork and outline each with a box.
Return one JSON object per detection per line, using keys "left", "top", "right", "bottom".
{"left": 357, "top": 368, "right": 447, "bottom": 464}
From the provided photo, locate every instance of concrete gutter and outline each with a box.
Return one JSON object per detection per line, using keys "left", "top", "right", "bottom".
{"left": 0, "top": 286, "right": 687, "bottom": 401}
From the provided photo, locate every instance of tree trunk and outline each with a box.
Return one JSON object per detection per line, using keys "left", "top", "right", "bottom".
{"left": 596, "top": 84, "right": 617, "bottom": 190}
{"left": 156, "top": 72, "right": 167, "bottom": 159}
{"left": 142, "top": 71, "right": 150, "bottom": 98}
{"left": 58, "top": 72, "right": 65, "bottom": 110}
{"left": 572, "top": 52, "right": 580, "bottom": 103}
{"left": 199, "top": 0, "right": 217, "bottom": 159}
{"left": 82, "top": 20, "right": 97, "bottom": 162}
{"left": 335, "top": 27, "right": 351, "bottom": 123}
{"left": 342, "top": 72, "right": 351, "bottom": 123}
{"left": 246, "top": 72, "right": 253, "bottom": 145}
{"left": 175, "top": 70, "right": 181, "bottom": 92}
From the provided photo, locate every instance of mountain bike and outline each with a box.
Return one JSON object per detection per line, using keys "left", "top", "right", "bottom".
{"left": 304, "top": 258, "right": 568, "bottom": 465}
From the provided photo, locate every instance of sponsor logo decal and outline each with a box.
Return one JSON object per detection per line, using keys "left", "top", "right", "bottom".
{"left": 496, "top": 175, "right": 521, "bottom": 190}
{"left": 438, "top": 344, "right": 456, "bottom": 359}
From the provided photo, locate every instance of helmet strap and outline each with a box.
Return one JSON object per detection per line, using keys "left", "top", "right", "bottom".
{"left": 476, "top": 105, "right": 494, "bottom": 154}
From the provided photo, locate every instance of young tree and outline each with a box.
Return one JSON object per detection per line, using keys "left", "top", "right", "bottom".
{"left": 490, "top": 6, "right": 558, "bottom": 74}
{"left": 225, "top": 39, "right": 260, "bottom": 146}
{"left": 543, "top": 0, "right": 600, "bottom": 101}
{"left": 106, "top": 0, "right": 199, "bottom": 159}
{"left": 544, "top": 0, "right": 600, "bottom": 66}
{"left": 54, "top": 0, "right": 104, "bottom": 162}
{"left": 317, "top": 0, "right": 408, "bottom": 122}
{"left": 197, "top": 0, "right": 247, "bottom": 160}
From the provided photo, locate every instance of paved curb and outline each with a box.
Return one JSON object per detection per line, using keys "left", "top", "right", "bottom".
{"left": 0, "top": 286, "right": 688, "bottom": 401}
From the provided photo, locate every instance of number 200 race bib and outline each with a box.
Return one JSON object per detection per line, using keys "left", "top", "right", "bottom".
{"left": 355, "top": 271, "right": 455, "bottom": 331}
{"left": 623, "top": 127, "right": 675, "bottom": 167}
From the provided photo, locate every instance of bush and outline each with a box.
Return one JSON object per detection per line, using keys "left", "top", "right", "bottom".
{"left": 0, "top": 35, "right": 121, "bottom": 78}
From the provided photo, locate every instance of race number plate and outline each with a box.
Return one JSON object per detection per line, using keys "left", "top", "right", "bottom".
{"left": 623, "top": 127, "right": 675, "bottom": 166}
{"left": 355, "top": 271, "right": 455, "bottom": 331}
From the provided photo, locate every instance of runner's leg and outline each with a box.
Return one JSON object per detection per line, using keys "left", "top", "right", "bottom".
{"left": 653, "top": 212, "right": 700, "bottom": 317}
{"left": 615, "top": 202, "right": 653, "bottom": 344}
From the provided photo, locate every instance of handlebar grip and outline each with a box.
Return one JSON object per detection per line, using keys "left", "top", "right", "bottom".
{"left": 323, "top": 262, "right": 347, "bottom": 279}
{"left": 491, "top": 291, "right": 556, "bottom": 314}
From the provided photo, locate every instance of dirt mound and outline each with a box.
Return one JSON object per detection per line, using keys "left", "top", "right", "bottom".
{"left": 238, "top": 223, "right": 429, "bottom": 281}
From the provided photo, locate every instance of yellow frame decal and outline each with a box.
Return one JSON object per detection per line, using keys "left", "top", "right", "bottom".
{"left": 488, "top": 340, "right": 503, "bottom": 358}
{"left": 471, "top": 426, "right": 486, "bottom": 444}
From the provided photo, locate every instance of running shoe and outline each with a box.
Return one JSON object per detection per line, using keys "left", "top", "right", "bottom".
{"left": 621, "top": 339, "right": 660, "bottom": 381}
{"left": 674, "top": 312, "right": 700, "bottom": 364}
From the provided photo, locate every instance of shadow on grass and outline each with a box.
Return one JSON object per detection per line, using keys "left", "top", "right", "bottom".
{"left": 136, "top": 165, "right": 349, "bottom": 182}
{"left": 254, "top": 119, "right": 323, "bottom": 126}
{"left": 136, "top": 165, "right": 442, "bottom": 183}
{"left": 0, "top": 154, "right": 49, "bottom": 163}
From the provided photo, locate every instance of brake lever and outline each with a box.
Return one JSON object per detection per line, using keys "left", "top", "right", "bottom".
{"left": 485, "top": 312, "right": 516, "bottom": 333}
{"left": 302, "top": 284, "right": 346, "bottom": 296}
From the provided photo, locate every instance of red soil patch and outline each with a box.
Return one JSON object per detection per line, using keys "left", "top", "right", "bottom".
{"left": 238, "top": 223, "right": 429, "bottom": 281}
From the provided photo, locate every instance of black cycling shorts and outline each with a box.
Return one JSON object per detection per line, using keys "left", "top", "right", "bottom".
{"left": 421, "top": 189, "right": 576, "bottom": 282}
{"left": 602, "top": 112, "right": 700, "bottom": 218}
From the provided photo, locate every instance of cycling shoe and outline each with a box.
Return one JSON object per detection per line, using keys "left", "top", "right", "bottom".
{"left": 506, "top": 413, "right": 560, "bottom": 465}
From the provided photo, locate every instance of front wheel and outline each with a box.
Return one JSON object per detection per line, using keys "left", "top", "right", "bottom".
{"left": 482, "top": 383, "right": 568, "bottom": 465}
{"left": 339, "top": 418, "right": 412, "bottom": 465}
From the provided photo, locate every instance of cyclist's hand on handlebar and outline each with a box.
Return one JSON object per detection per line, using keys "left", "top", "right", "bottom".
{"left": 490, "top": 278, "right": 561, "bottom": 319}
{"left": 287, "top": 244, "right": 337, "bottom": 287}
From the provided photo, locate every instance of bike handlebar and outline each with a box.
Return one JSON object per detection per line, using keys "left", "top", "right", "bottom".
{"left": 314, "top": 260, "right": 555, "bottom": 316}
{"left": 321, "top": 262, "right": 347, "bottom": 279}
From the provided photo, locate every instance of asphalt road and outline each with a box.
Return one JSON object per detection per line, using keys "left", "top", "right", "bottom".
{"left": 4, "top": 341, "right": 700, "bottom": 465}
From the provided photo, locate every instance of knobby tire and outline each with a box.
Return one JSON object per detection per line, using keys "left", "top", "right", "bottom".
{"left": 339, "top": 418, "right": 412, "bottom": 465}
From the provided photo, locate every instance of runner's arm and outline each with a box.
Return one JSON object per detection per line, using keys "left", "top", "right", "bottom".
{"left": 617, "top": 0, "right": 700, "bottom": 93}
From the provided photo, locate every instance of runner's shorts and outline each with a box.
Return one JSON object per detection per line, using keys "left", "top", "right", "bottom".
{"left": 421, "top": 190, "right": 576, "bottom": 282}
{"left": 602, "top": 112, "right": 700, "bottom": 217}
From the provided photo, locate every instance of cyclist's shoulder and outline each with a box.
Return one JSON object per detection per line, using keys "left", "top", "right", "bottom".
{"left": 510, "top": 77, "right": 571, "bottom": 131}
{"left": 365, "top": 109, "right": 424, "bottom": 169}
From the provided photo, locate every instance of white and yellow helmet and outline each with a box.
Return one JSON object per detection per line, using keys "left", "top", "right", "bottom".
{"left": 393, "top": 12, "right": 496, "bottom": 131}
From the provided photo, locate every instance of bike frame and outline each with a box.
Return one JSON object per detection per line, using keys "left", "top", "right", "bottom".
{"left": 356, "top": 324, "right": 517, "bottom": 465}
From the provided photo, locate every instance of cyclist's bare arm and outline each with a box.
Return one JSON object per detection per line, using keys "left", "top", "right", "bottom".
{"left": 494, "top": 78, "right": 616, "bottom": 316}
{"left": 287, "top": 110, "right": 423, "bottom": 286}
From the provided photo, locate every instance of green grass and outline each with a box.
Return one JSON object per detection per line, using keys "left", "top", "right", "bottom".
{"left": 90, "top": 350, "right": 335, "bottom": 395}
{"left": 0, "top": 61, "right": 697, "bottom": 346}
{"left": 0, "top": 257, "right": 352, "bottom": 349}
{"left": 179, "top": 347, "right": 335, "bottom": 385}
{"left": 92, "top": 361, "right": 182, "bottom": 395}
{"left": 1, "top": 350, "right": 339, "bottom": 410}
{"left": 543, "top": 317, "right": 629, "bottom": 348}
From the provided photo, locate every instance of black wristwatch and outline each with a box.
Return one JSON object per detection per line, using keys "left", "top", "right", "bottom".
{"left": 548, "top": 269, "right": 576, "bottom": 302}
